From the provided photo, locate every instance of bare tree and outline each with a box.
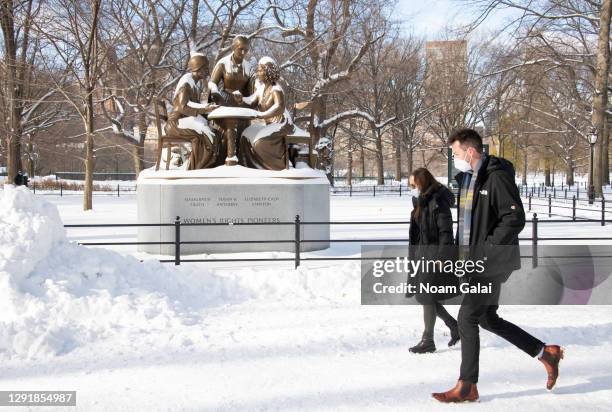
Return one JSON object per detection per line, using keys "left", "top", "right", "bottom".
{"left": 38, "top": 0, "right": 108, "bottom": 210}
{"left": 388, "top": 36, "right": 429, "bottom": 179}
{"left": 347, "top": 32, "right": 401, "bottom": 184}
{"left": 100, "top": 0, "right": 188, "bottom": 174}
{"left": 464, "top": 0, "right": 611, "bottom": 192}
{"left": 0, "top": 0, "right": 40, "bottom": 180}
{"left": 277, "top": 0, "right": 390, "bottom": 173}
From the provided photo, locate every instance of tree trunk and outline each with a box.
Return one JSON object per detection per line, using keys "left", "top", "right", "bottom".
{"left": 544, "top": 158, "right": 551, "bottom": 187}
{"left": 328, "top": 129, "right": 335, "bottom": 186}
{"left": 360, "top": 144, "right": 365, "bottom": 177}
{"left": 132, "top": 110, "right": 147, "bottom": 174}
{"left": 4, "top": 57, "right": 23, "bottom": 182}
{"left": 405, "top": 128, "right": 413, "bottom": 176}
{"left": 26, "top": 157, "right": 34, "bottom": 178}
{"left": 132, "top": 145, "right": 144, "bottom": 175}
{"left": 347, "top": 135, "right": 353, "bottom": 186}
{"left": 603, "top": 120, "right": 610, "bottom": 185}
{"left": 24, "top": 141, "right": 34, "bottom": 177}
{"left": 83, "top": 90, "right": 95, "bottom": 211}
{"left": 309, "top": 96, "right": 325, "bottom": 169}
{"left": 2, "top": 3, "right": 20, "bottom": 182}
{"left": 513, "top": 138, "right": 518, "bottom": 163}
{"left": 6, "top": 110, "right": 22, "bottom": 181}
{"left": 566, "top": 161, "right": 574, "bottom": 186}
{"left": 592, "top": 0, "right": 611, "bottom": 196}
{"left": 522, "top": 150, "right": 528, "bottom": 185}
{"left": 552, "top": 164, "right": 555, "bottom": 187}
{"left": 375, "top": 129, "right": 384, "bottom": 185}
{"left": 394, "top": 133, "right": 401, "bottom": 182}
{"left": 189, "top": 0, "right": 199, "bottom": 48}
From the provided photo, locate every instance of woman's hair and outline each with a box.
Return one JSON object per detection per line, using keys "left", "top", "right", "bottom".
{"left": 410, "top": 168, "right": 441, "bottom": 218}
{"left": 258, "top": 58, "right": 281, "bottom": 84}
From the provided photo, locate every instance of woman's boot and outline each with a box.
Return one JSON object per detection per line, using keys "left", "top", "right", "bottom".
{"left": 409, "top": 336, "right": 436, "bottom": 353}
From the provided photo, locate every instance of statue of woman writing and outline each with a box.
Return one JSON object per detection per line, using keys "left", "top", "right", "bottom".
{"left": 165, "top": 54, "right": 220, "bottom": 169}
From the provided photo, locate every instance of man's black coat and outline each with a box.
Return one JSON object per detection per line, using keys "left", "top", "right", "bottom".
{"left": 455, "top": 155, "right": 525, "bottom": 282}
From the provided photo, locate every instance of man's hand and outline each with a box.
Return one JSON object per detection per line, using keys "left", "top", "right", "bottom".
{"left": 232, "top": 90, "right": 243, "bottom": 104}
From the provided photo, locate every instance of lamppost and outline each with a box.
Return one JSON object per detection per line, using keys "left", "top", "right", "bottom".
{"left": 588, "top": 128, "right": 598, "bottom": 205}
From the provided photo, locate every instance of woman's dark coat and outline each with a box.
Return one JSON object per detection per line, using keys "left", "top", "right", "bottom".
{"left": 408, "top": 183, "right": 460, "bottom": 303}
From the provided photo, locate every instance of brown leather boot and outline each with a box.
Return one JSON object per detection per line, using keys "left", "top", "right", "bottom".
{"left": 539, "top": 345, "right": 564, "bottom": 390}
{"left": 432, "top": 380, "right": 479, "bottom": 403}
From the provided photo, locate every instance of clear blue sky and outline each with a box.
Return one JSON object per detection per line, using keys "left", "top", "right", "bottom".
{"left": 396, "top": 0, "right": 519, "bottom": 38}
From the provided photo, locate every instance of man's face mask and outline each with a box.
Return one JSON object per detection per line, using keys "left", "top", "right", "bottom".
{"left": 453, "top": 150, "right": 472, "bottom": 172}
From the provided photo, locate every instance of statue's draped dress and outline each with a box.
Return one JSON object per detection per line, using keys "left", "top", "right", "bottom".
{"left": 239, "top": 83, "right": 294, "bottom": 170}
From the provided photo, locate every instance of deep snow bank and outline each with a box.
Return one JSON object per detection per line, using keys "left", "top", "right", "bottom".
{"left": 0, "top": 186, "right": 360, "bottom": 360}
{"left": 0, "top": 186, "right": 249, "bottom": 359}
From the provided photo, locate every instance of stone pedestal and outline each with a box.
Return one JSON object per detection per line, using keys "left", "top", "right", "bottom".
{"left": 137, "top": 166, "right": 330, "bottom": 255}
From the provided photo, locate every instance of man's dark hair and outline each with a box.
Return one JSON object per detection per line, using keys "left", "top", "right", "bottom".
{"left": 448, "top": 128, "right": 483, "bottom": 153}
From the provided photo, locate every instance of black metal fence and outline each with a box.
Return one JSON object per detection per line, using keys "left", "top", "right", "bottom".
{"left": 30, "top": 181, "right": 136, "bottom": 197}
{"left": 524, "top": 194, "right": 609, "bottom": 223}
{"left": 332, "top": 176, "right": 397, "bottom": 185}
{"left": 518, "top": 183, "right": 611, "bottom": 202}
{"left": 65, "top": 214, "right": 612, "bottom": 269}
{"left": 328, "top": 184, "right": 610, "bottom": 223}
{"left": 32, "top": 182, "right": 411, "bottom": 197}
{"left": 330, "top": 185, "right": 410, "bottom": 196}
{"left": 27, "top": 180, "right": 612, "bottom": 200}
{"left": 54, "top": 172, "right": 137, "bottom": 181}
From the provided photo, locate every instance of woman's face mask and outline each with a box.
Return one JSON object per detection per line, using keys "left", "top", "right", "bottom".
{"left": 409, "top": 176, "right": 420, "bottom": 198}
{"left": 453, "top": 150, "right": 473, "bottom": 172}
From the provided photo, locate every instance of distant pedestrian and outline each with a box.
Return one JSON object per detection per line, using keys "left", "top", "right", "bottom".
{"left": 13, "top": 171, "right": 29, "bottom": 187}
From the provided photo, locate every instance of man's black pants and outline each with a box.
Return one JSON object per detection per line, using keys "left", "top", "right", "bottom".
{"left": 458, "top": 276, "right": 545, "bottom": 383}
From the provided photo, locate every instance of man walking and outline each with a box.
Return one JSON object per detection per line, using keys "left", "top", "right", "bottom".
{"left": 432, "top": 128, "right": 564, "bottom": 403}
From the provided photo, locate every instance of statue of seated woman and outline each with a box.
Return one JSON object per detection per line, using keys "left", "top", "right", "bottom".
{"left": 165, "top": 53, "right": 220, "bottom": 169}
{"left": 237, "top": 57, "right": 295, "bottom": 170}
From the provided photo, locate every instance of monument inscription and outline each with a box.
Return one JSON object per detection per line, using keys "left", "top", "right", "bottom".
{"left": 138, "top": 175, "right": 329, "bottom": 254}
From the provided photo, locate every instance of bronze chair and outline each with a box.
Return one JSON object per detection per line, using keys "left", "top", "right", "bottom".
{"left": 286, "top": 126, "right": 312, "bottom": 168}
{"left": 153, "top": 98, "right": 198, "bottom": 171}
{"left": 290, "top": 102, "right": 315, "bottom": 168}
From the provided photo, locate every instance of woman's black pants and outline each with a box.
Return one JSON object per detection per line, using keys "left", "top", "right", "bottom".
{"left": 422, "top": 301, "right": 457, "bottom": 340}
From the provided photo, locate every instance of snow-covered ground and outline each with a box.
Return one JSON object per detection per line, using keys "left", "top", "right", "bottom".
{"left": 1, "top": 186, "right": 611, "bottom": 411}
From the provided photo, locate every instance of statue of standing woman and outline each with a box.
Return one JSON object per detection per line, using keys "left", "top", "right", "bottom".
{"left": 238, "top": 57, "right": 294, "bottom": 170}
{"left": 208, "top": 35, "right": 254, "bottom": 165}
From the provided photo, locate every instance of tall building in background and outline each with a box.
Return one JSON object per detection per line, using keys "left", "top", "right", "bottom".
{"left": 424, "top": 40, "right": 472, "bottom": 146}
{"left": 424, "top": 40, "right": 473, "bottom": 182}
{"left": 425, "top": 40, "right": 468, "bottom": 105}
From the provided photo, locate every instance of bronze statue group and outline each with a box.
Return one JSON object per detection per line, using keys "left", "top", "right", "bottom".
{"left": 167, "top": 35, "right": 294, "bottom": 171}
{"left": 408, "top": 128, "right": 564, "bottom": 403}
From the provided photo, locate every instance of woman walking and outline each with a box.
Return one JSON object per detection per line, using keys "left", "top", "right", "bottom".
{"left": 408, "top": 168, "right": 460, "bottom": 353}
